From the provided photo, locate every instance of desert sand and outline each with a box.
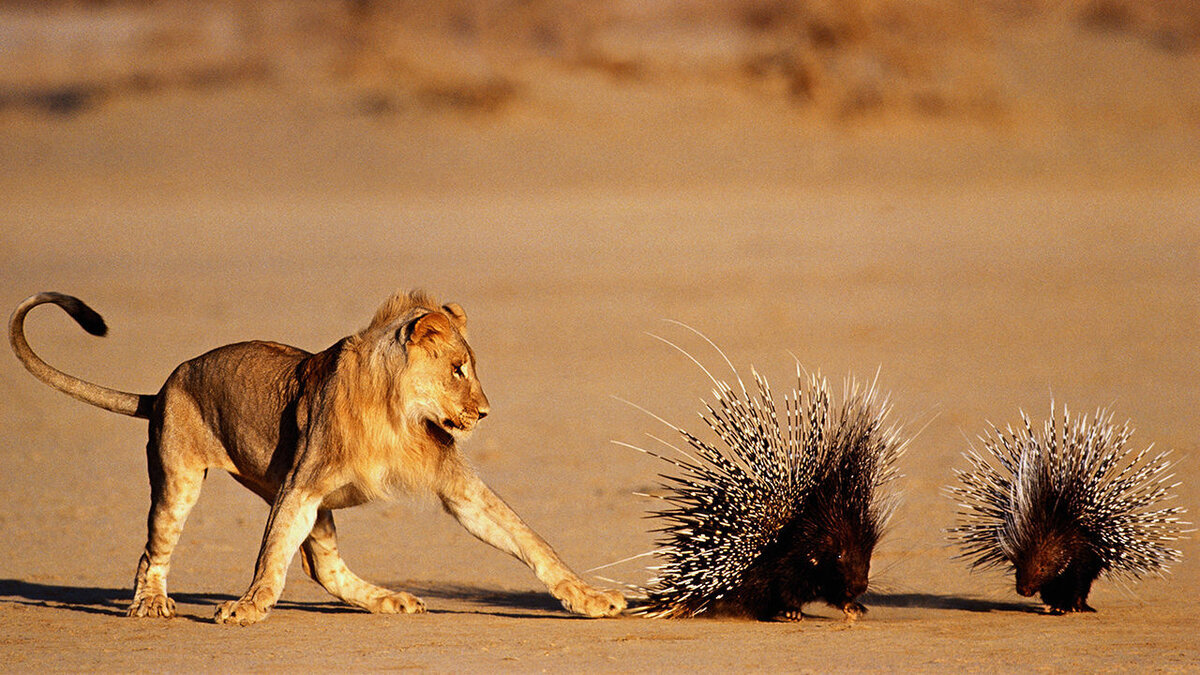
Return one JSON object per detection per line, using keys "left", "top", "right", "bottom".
{"left": 2, "top": 2, "right": 1199, "bottom": 672}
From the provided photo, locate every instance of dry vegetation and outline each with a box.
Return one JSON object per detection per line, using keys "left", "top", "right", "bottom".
{"left": 1, "top": 0, "right": 1197, "bottom": 119}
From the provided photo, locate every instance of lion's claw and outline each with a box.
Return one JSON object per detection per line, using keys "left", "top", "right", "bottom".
{"left": 553, "top": 580, "right": 626, "bottom": 617}
{"left": 214, "top": 598, "right": 270, "bottom": 626}
{"left": 127, "top": 594, "right": 176, "bottom": 618}
{"left": 369, "top": 591, "right": 426, "bottom": 615}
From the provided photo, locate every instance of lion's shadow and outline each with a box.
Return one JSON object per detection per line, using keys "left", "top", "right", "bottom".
{"left": 0, "top": 578, "right": 234, "bottom": 622}
{"left": 398, "top": 581, "right": 567, "bottom": 616}
{"left": 0, "top": 578, "right": 567, "bottom": 622}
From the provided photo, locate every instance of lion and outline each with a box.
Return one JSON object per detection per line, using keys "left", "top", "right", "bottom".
{"left": 9, "top": 290, "right": 626, "bottom": 625}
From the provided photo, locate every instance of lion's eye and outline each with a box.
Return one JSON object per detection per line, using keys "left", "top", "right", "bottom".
{"left": 453, "top": 364, "right": 466, "bottom": 379}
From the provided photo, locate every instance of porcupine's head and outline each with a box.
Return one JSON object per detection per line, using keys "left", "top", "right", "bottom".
{"left": 947, "top": 404, "right": 1188, "bottom": 614}
{"left": 625, "top": 335, "right": 904, "bottom": 622}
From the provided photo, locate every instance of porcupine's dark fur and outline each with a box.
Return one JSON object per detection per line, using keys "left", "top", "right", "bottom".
{"left": 624, "top": 341, "right": 905, "bottom": 621}
{"left": 947, "top": 404, "right": 1188, "bottom": 614}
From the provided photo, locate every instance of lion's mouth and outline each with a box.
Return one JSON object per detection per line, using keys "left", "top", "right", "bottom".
{"left": 431, "top": 415, "right": 477, "bottom": 441}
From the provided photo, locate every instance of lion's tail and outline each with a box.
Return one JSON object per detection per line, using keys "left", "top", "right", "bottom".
{"left": 9, "top": 292, "right": 154, "bottom": 419}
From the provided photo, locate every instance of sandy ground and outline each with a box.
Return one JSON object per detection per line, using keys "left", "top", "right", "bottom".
{"left": 2, "top": 20, "right": 1200, "bottom": 671}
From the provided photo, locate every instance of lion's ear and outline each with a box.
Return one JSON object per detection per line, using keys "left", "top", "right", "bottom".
{"left": 442, "top": 303, "right": 467, "bottom": 332}
{"left": 401, "top": 311, "right": 453, "bottom": 348}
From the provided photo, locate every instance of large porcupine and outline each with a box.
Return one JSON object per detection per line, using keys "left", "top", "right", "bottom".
{"left": 620, "top": 336, "right": 906, "bottom": 621}
{"left": 947, "top": 404, "right": 1188, "bottom": 614}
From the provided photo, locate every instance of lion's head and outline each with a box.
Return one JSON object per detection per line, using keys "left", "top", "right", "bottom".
{"left": 349, "top": 291, "right": 490, "bottom": 444}
{"left": 399, "top": 307, "right": 489, "bottom": 440}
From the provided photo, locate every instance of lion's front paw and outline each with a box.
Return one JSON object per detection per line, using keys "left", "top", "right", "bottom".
{"left": 369, "top": 591, "right": 426, "bottom": 615}
{"left": 552, "top": 580, "right": 626, "bottom": 618}
{"left": 127, "top": 594, "right": 176, "bottom": 619}
{"left": 214, "top": 597, "right": 271, "bottom": 626}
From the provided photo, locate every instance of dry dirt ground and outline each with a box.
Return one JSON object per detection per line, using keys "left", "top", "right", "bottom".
{"left": 2, "top": 8, "right": 1200, "bottom": 672}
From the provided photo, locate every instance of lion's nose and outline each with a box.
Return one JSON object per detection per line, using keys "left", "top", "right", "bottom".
{"left": 477, "top": 407, "right": 489, "bottom": 420}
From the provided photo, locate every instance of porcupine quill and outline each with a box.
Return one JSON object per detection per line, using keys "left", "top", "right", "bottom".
{"left": 617, "top": 329, "right": 906, "bottom": 621}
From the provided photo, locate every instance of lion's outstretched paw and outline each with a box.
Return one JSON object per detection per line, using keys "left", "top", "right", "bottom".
{"left": 127, "top": 594, "right": 176, "bottom": 619}
{"left": 214, "top": 597, "right": 270, "bottom": 626}
{"left": 369, "top": 591, "right": 426, "bottom": 615}
{"left": 552, "top": 580, "right": 626, "bottom": 618}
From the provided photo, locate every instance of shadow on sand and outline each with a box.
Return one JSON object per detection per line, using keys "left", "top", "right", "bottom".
{"left": 861, "top": 591, "right": 1036, "bottom": 613}
{"left": 0, "top": 578, "right": 1037, "bottom": 622}
{"left": 613, "top": 591, "right": 1037, "bottom": 618}
{"left": 0, "top": 578, "right": 381, "bottom": 622}
{"left": 0, "top": 578, "right": 574, "bottom": 622}
{"left": 397, "top": 581, "right": 581, "bottom": 618}
{"left": 0, "top": 578, "right": 236, "bottom": 621}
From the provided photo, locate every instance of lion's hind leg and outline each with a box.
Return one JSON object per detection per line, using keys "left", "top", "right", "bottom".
{"left": 301, "top": 509, "right": 426, "bottom": 615}
{"left": 128, "top": 437, "right": 206, "bottom": 619}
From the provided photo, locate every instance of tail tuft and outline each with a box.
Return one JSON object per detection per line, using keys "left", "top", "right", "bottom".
{"left": 48, "top": 292, "right": 108, "bottom": 337}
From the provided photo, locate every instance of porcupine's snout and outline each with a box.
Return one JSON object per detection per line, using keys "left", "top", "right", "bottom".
{"left": 839, "top": 548, "right": 871, "bottom": 601}
{"left": 817, "top": 569, "right": 867, "bottom": 612}
{"left": 1013, "top": 540, "right": 1065, "bottom": 598}
{"left": 1014, "top": 561, "right": 1043, "bottom": 596}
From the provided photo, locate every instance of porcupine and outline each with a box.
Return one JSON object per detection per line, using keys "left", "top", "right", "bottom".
{"left": 947, "top": 403, "right": 1188, "bottom": 614}
{"left": 619, "top": 334, "right": 906, "bottom": 621}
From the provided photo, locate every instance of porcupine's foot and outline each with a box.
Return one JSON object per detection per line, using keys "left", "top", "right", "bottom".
{"left": 841, "top": 601, "right": 866, "bottom": 622}
{"left": 1046, "top": 602, "right": 1096, "bottom": 615}
{"left": 774, "top": 609, "right": 805, "bottom": 622}
{"left": 551, "top": 579, "right": 626, "bottom": 617}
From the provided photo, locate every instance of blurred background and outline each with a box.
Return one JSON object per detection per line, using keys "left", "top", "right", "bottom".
{"left": 2, "top": 0, "right": 1200, "bottom": 123}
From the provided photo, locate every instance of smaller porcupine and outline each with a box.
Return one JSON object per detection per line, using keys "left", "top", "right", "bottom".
{"left": 947, "top": 404, "right": 1188, "bottom": 614}
{"left": 621, "top": 337, "right": 906, "bottom": 621}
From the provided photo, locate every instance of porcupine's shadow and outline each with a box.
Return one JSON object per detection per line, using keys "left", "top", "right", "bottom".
{"left": 862, "top": 591, "right": 1035, "bottom": 613}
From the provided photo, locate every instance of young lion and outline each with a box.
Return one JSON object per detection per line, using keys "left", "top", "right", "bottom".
{"left": 9, "top": 290, "right": 625, "bottom": 625}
